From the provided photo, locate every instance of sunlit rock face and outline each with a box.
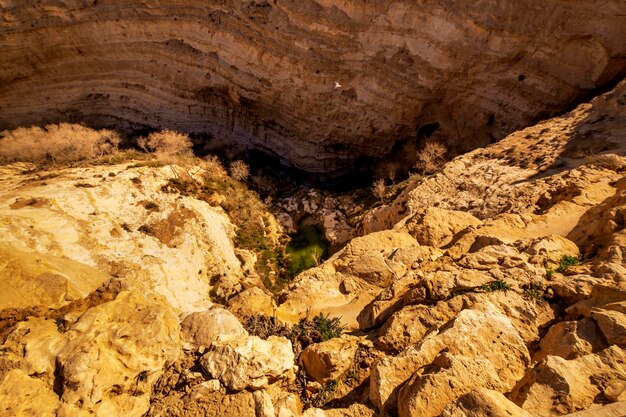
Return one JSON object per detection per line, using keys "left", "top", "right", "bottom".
{"left": 0, "top": 0, "right": 625, "bottom": 177}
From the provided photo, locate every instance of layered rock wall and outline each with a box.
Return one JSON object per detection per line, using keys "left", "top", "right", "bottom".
{"left": 1, "top": 0, "right": 625, "bottom": 176}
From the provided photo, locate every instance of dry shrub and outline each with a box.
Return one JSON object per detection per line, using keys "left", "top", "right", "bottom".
{"left": 202, "top": 155, "right": 227, "bottom": 177}
{"left": 372, "top": 178, "right": 386, "bottom": 203}
{"left": 230, "top": 160, "right": 250, "bottom": 181}
{"left": 137, "top": 130, "right": 193, "bottom": 158}
{"left": 0, "top": 123, "right": 120, "bottom": 166}
{"left": 414, "top": 139, "right": 447, "bottom": 174}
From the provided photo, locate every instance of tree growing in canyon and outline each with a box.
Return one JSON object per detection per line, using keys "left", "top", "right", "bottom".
{"left": 138, "top": 130, "right": 193, "bottom": 159}
{"left": 414, "top": 139, "right": 447, "bottom": 174}
{"left": 372, "top": 179, "right": 387, "bottom": 204}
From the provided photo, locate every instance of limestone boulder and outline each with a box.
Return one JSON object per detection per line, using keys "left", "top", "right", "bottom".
{"left": 592, "top": 308, "right": 626, "bottom": 347}
{"left": 334, "top": 230, "right": 419, "bottom": 287}
{"left": 511, "top": 346, "right": 626, "bottom": 416}
{"left": 533, "top": 318, "right": 606, "bottom": 362}
{"left": 181, "top": 307, "right": 248, "bottom": 349}
{"left": 200, "top": 336, "right": 295, "bottom": 391}
{"left": 370, "top": 303, "right": 530, "bottom": 414}
{"left": 375, "top": 297, "right": 469, "bottom": 353}
{"left": 299, "top": 337, "right": 359, "bottom": 384}
{"left": 228, "top": 287, "right": 277, "bottom": 319}
{"left": 405, "top": 207, "right": 481, "bottom": 248}
{"left": 562, "top": 402, "right": 626, "bottom": 417}
{"left": 0, "top": 163, "right": 244, "bottom": 314}
{"left": 0, "top": 369, "right": 61, "bottom": 417}
{"left": 56, "top": 291, "right": 181, "bottom": 416}
{"left": 398, "top": 353, "right": 520, "bottom": 417}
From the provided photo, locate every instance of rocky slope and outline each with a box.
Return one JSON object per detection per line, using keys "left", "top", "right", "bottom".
{"left": 1, "top": 81, "right": 626, "bottom": 416}
{"left": 1, "top": 0, "right": 625, "bottom": 177}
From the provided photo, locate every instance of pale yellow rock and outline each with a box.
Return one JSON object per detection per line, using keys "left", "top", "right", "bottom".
{"left": 228, "top": 287, "right": 277, "bottom": 318}
{"left": 533, "top": 318, "right": 605, "bottom": 362}
{"left": 511, "top": 346, "right": 626, "bottom": 416}
{"left": 371, "top": 303, "right": 529, "bottom": 414}
{"left": 375, "top": 297, "right": 469, "bottom": 353}
{"left": 0, "top": 163, "right": 243, "bottom": 313}
{"left": 404, "top": 207, "right": 481, "bottom": 248}
{"left": 180, "top": 307, "right": 248, "bottom": 349}
{"left": 562, "top": 402, "right": 626, "bottom": 417}
{"left": 200, "top": 335, "right": 295, "bottom": 390}
{"left": 56, "top": 290, "right": 181, "bottom": 416}
{"left": 0, "top": 245, "right": 110, "bottom": 310}
{"left": 1, "top": 317, "right": 66, "bottom": 380}
{"left": 592, "top": 309, "right": 626, "bottom": 347}
{"left": 604, "top": 381, "right": 626, "bottom": 402}
{"left": 0, "top": 369, "right": 61, "bottom": 417}
{"left": 399, "top": 354, "right": 519, "bottom": 417}
{"left": 299, "top": 337, "right": 359, "bottom": 384}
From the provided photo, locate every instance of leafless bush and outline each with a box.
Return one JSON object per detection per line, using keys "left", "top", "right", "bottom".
{"left": 372, "top": 178, "right": 386, "bottom": 203}
{"left": 202, "top": 155, "right": 227, "bottom": 177}
{"left": 0, "top": 123, "right": 120, "bottom": 166}
{"left": 230, "top": 160, "right": 250, "bottom": 181}
{"left": 414, "top": 139, "right": 447, "bottom": 174}
{"left": 137, "top": 130, "right": 193, "bottom": 158}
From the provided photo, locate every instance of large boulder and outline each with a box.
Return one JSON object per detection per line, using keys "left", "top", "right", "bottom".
{"left": 180, "top": 307, "right": 247, "bottom": 349}
{"left": 299, "top": 337, "right": 359, "bottom": 384}
{"left": 200, "top": 336, "right": 295, "bottom": 390}
{"left": 55, "top": 291, "right": 181, "bottom": 416}
{"left": 511, "top": 346, "right": 626, "bottom": 416}
{"left": 370, "top": 303, "right": 530, "bottom": 415}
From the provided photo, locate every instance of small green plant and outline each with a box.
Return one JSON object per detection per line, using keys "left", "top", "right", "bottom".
{"left": 314, "top": 313, "right": 344, "bottom": 342}
{"left": 556, "top": 255, "right": 579, "bottom": 273}
{"left": 309, "top": 380, "right": 339, "bottom": 408}
{"left": 481, "top": 279, "right": 510, "bottom": 292}
{"left": 523, "top": 283, "right": 544, "bottom": 301}
{"left": 545, "top": 268, "right": 555, "bottom": 279}
{"left": 291, "top": 312, "right": 344, "bottom": 352}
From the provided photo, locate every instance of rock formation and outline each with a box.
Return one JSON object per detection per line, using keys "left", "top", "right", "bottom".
{"left": 1, "top": 1, "right": 625, "bottom": 177}
{"left": 1, "top": 13, "right": 626, "bottom": 414}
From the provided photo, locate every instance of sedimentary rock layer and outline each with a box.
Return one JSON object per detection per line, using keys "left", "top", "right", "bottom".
{"left": 0, "top": 0, "right": 625, "bottom": 175}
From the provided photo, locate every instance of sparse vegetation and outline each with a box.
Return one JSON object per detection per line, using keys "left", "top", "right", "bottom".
{"left": 161, "top": 166, "right": 288, "bottom": 288}
{"left": 556, "top": 255, "right": 579, "bottom": 272}
{"left": 229, "top": 160, "right": 250, "bottom": 181}
{"left": 545, "top": 268, "right": 555, "bottom": 278}
{"left": 481, "top": 279, "right": 510, "bottom": 292}
{"left": 285, "top": 225, "right": 327, "bottom": 278}
{"left": 0, "top": 123, "right": 120, "bottom": 167}
{"left": 137, "top": 130, "right": 193, "bottom": 159}
{"left": 372, "top": 178, "right": 386, "bottom": 204}
{"left": 308, "top": 380, "right": 339, "bottom": 408}
{"left": 523, "top": 283, "right": 545, "bottom": 301}
{"left": 243, "top": 314, "right": 291, "bottom": 340}
{"left": 291, "top": 312, "right": 344, "bottom": 352}
{"left": 414, "top": 139, "right": 447, "bottom": 174}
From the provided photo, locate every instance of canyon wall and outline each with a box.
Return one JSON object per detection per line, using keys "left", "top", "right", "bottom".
{"left": 0, "top": 0, "right": 625, "bottom": 176}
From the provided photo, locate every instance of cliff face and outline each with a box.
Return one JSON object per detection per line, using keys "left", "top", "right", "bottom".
{"left": 1, "top": 0, "right": 625, "bottom": 176}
